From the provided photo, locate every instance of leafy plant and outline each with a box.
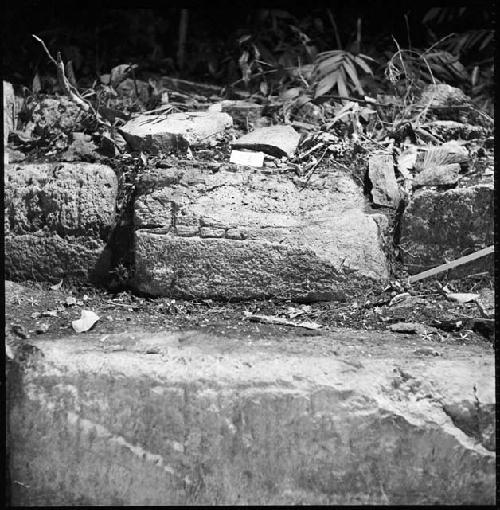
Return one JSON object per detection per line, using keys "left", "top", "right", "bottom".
{"left": 442, "top": 29, "right": 494, "bottom": 55}
{"left": 311, "top": 50, "right": 375, "bottom": 98}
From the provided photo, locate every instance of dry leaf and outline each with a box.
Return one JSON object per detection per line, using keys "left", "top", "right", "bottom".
{"left": 50, "top": 279, "right": 63, "bottom": 291}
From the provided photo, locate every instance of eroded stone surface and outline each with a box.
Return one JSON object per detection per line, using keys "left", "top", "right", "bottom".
{"left": 400, "top": 184, "right": 494, "bottom": 274}
{"left": 133, "top": 164, "right": 389, "bottom": 299}
{"left": 3, "top": 80, "right": 16, "bottom": 145}
{"left": 5, "top": 162, "right": 117, "bottom": 237}
{"left": 5, "top": 233, "right": 112, "bottom": 283}
{"left": 368, "top": 153, "right": 402, "bottom": 208}
{"left": 232, "top": 125, "right": 301, "bottom": 158}
{"left": 7, "top": 330, "right": 495, "bottom": 505}
{"left": 120, "top": 111, "right": 232, "bottom": 153}
{"left": 4, "top": 162, "right": 117, "bottom": 283}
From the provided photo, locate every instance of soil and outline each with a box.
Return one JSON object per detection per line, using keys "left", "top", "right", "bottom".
{"left": 6, "top": 276, "right": 494, "bottom": 358}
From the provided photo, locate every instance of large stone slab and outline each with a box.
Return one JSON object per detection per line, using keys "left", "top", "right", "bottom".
{"left": 7, "top": 330, "right": 495, "bottom": 505}
{"left": 399, "top": 184, "right": 494, "bottom": 274}
{"left": 133, "top": 164, "right": 389, "bottom": 299}
{"left": 120, "top": 111, "right": 232, "bottom": 153}
{"left": 231, "top": 125, "right": 301, "bottom": 158}
{"left": 4, "top": 162, "right": 118, "bottom": 283}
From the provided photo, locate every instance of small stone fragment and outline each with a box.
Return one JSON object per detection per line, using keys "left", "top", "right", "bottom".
{"left": 35, "top": 323, "right": 50, "bottom": 334}
{"left": 65, "top": 296, "right": 77, "bottom": 307}
{"left": 446, "top": 292, "right": 479, "bottom": 304}
{"left": 414, "top": 346, "right": 441, "bottom": 356}
{"left": 389, "top": 322, "right": 425, "bottom": 334}
{"left": 231, "top": 125, "right": 301, "bottom": 158}
{"left": 120, "top": 111, "right": 232, "bottom": 153}
{"left": 368, "top": 153, "right": 402, "bottom": 208}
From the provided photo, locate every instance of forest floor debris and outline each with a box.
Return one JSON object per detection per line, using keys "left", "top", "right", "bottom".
{"left": 5, "top": 276, "right": 493, "bottom": 346}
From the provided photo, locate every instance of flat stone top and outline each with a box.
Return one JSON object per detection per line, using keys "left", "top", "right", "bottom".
{"left": 232, "top": 125, "right": 301, "bottom": 158}
{"left": 16, "top": 328, "right": 494, "bottom": 407}
{"left": 121, "top": 111, "right": 232, "bottom": 137}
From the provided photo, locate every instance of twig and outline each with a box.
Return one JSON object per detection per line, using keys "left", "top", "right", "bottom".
{"left": 32, "top": 34, "right": 109, "bottom": 129}
{"left": 408, "top": 246, "right": 494, "bottom": 283}
{"left": 303, "top": 147, "right": 328, "bottom": 187}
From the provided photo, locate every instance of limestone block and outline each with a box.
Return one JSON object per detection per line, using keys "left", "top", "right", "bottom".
{"left": 400, "top": 184, "right": 494, "bottom": 274}
{"left": 7, "top": 331, "right": 495, "bottom": 505}
{"left": 4, "top": 162, "right": 118, "bottom": 283}
{"left": 133, "top": 165, "right": 390, "bottom": 299}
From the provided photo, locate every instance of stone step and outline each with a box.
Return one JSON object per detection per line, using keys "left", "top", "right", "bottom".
{"left": 133, "top": 164, "right": 390, "bottom": 299}
{"left": 7, "top": 329, "right": 495, "bottom": 505}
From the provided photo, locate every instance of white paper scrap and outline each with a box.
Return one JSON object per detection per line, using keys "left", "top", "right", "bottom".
{"left": 230, "top": 150, "right": 265, "bottom": 167}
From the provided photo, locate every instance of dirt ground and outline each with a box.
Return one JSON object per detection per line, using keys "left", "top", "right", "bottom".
{"left": 5, "top": 276, "right": 494, "bottom": 359}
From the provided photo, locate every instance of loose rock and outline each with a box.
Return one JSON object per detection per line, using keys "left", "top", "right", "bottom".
{"left": 120, "top": 111, "right": 232, "bottom": 153}
{"left": 388, "top": 322, "right": 426, "bottom": 334}
{"left": 231, "top": 125, "right": 301, "bottom": 158}
{"left": 400, "top": 184, "right": 494, "bottom": 275}
{"left": 368, "top": 153, "right": 402, "bottom": 208}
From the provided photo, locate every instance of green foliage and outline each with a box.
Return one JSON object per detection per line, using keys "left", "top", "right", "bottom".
{"left": 386, "top": 48, "right": 468, "bottom": 86}
{"left": 312, "top": 50, "right": 375, "bottom": 98}
{"left": 442, "top": 29, "right": 494, "bottom": 55}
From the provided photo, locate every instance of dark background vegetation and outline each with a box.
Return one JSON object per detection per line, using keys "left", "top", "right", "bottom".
{"left": 2, "top": 1, "right": 495, "bottom": 109}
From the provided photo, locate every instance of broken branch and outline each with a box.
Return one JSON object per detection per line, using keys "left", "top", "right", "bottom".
{"left": 408, "top": 246, "right": 494, "bottom": 283}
